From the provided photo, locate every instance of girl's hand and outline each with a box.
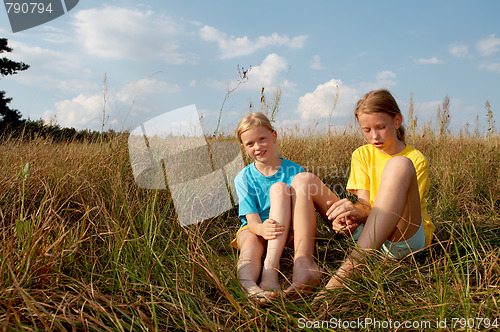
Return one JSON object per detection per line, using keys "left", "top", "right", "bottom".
{"left": 326, "top": 199, "right": 362, "bottom": 235}
{"left": 259, "top": 218, "right": 285, "bottom": 240}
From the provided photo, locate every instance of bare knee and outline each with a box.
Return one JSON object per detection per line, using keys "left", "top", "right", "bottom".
{"left": 290, "top": 172, "right": 320, "bottom": 192}
{"left": 238, "top": 230, "right": 265, "bottom": 253}
{"left": 292, "top": 172, "right": 329, "bottom": 199}
{"left": 383, "top": 156, "right": 416, "bottom": 177}
{"left": 270, "top": 182, "right": 291, "bottom": 197}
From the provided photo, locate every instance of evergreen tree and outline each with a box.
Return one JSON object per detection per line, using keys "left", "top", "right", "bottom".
{"left": 0, "top": 38, "right": 29, "bottom": 131}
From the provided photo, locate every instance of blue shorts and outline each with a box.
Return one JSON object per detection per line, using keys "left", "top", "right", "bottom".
{"left": 351, "top": 218, "right": 426, "bottom": 260}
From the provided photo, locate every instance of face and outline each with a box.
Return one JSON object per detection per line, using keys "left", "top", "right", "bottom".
{"left": 357, "top": 111, "right": 403, "bottom": 155}
{"left": 240, "top": 126, "right": 277, "bottom": 163}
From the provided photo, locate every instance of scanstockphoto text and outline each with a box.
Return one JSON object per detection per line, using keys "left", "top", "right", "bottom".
{"left": 297, "top": 316, "right": 500, "bottom": 330}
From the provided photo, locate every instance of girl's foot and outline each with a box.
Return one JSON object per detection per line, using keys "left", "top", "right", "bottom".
{"left": 245, "top": 285, "right": 277, "bottom": 304}
{"left": 324, "top": 274, "right": 344, "bottom": 290}
{"left": 284, "top": 257, "right": 324, "bottom": 299}
{"left": 259, "top": 268, "right": 282, "bottom": 295}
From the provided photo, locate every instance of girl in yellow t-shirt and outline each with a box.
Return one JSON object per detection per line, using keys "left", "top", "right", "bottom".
{"left": 320, "top": 89, "right": 435, "bottom": 291}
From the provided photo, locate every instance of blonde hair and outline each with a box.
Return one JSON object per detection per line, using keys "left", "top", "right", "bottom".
{"left": 236, "top": 112, "right": 274, "bottom": 143}
{"left": 354, "top": 89, "right": 406, "bottom": 143}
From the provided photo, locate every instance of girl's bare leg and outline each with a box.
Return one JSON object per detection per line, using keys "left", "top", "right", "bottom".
{"left": 325, "top": 156, "right": 422, "bottom": 289}
{"left": 285, "top": 172, "right": 341, "bottom": 297}
{"left": 259, "top": 182, "right": 292, "bottom": 294}
{"left": 237, "top": 230, "right": 276, "bottom": 302}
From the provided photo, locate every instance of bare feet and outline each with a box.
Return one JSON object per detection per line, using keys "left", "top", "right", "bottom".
{"left": 284, "top": 257, "right": 324, "bottom": 299}
{"left": 259, "top": 268, "right": 282, "bottom": 295}
{"left": 324, "top": 274, "right": 344, "bottom": 290}
{"left": 244, "top": 285, "right": 277, "bottom": 304}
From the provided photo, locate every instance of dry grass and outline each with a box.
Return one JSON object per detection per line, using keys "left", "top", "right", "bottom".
{"left": 0, "top": 128, "right": 499, "bottom": 331}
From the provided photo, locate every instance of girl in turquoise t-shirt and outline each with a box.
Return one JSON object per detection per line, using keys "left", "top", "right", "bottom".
{"left": 233, "top": 112, "right": 324, "bottom": 303}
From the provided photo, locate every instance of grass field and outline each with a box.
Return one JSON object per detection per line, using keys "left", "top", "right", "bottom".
{"left": 0, "top": 126, "right": 499, "bottom": 331}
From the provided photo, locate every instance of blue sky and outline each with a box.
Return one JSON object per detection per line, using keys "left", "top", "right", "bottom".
{"left": 1, "top": 0, "right": 499, "bottom": 135}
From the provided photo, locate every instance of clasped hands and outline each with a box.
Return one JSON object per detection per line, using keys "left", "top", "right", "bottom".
{"left": 326, "top": 198, "right": 364, "bottom": 236}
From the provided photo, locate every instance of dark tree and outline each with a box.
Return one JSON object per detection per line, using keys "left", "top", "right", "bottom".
{"left": 0, "top": 91, "right": 22, "bottom": 124}
{"left": 0, "top": 38, "right": 29, "bottom": 131}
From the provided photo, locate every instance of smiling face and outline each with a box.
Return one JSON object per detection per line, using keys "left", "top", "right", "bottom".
{"left": 357, "top": 111, "right": 405, "bottom": 155}
{"left": 240, "top": 125, "right": 277, "bottom": 164}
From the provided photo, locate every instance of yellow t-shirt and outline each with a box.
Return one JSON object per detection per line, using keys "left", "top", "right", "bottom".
{"left": 346, "top": 144, "right": 435, "bottom": 246}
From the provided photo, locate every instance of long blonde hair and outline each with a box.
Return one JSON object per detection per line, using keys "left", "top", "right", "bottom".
{"left": 354, "top": 89, "right": 406, "bottom": 142}
{"left": 236, "top": 112, "right": 274, "bottom": 143}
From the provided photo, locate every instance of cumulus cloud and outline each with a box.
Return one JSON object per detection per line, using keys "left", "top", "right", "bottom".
{"left": 43, "top": 94, "right": 103, "bottom": 129}
{"left": 72, "top": 6, "right": 184, "bottom": 63}
{"left": 449, "top": 44, "right": 469, "bottom": 58}
{"left": 210, "top": 53, "right": 294, "bottom": 91}
{"left": 43, "top": 78, "right": 180, "bottom": 130}
{"left": 296, "top": 71, "right": 398, "bottom": 121}
{"left": 415, "top": 57, "right": 444, "bottom": 64}
{"left": 199, "top": 25, "right": 307, "bottom": 58}
{"left": 245, "top": 53, "right": 293, "bottom": 89}
{"left": 296, "top": 79, "right": 359, "bottom": 121}
{"left": 476, "top": 34, "right": 500, "bottom": 56}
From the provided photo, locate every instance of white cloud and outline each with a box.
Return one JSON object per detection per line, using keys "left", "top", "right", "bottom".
{"left": 476, "top": 34, "right": 500, "bottom": 56}
{"left": 44, "top": 94, "right": 102, "bottom": 129}
{"left": 40, "top": 25, "right": 75, "bottom": 44}
{"left": 209, "top": 53, "right": 294, "bottom": 91}
{"left": 479, "top": 62, "right": 500, "bottom": 74}
{"left": 359, "top": 70, "right": 397, "bottom": 91}
{"left": 57, "top": 79, "right": 99, "bottom": 94}
{"left": 376, "top": 71, "right": 396, "bottom": 82}
{"left": 6, "top": 41, "right": 89, "bottom": 88}
{"left": 449, "top": 44, "right": 469, "bottom": 58}
{"left": 296, "top": 79, "right": 359, "bottom": 121}
{"left": 9, "top": 41, "right": 84, "bottom": 75}
{"left": 199, "top": 25, "right": 307, "bottom": 58}
{"left": 311, "top": 55, "right": 323, "bottom": 70}
{"left": 246, "top": 53, "right": 292, "bottom": 89}
{"left": 415, "top": 57, "right": 444, "bottom": 64}
{"left": 118, "top": 78, "right": 180, "bottom": 100}
{"left": 43, "top": 78, "right": 180, "bottom": 130}
{"left": 72, "top": 6, "right": 184, "bottom": 63}
{"left": 296, "top": 71, "right": 398, "bottom": 121}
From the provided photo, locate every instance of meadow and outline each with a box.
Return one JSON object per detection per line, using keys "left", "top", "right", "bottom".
{"left": 0, "top": 123, "right": 499, "bottom": 331}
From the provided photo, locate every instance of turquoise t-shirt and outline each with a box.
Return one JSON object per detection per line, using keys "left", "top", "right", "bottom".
{"left": 234, "top": 158, "right": 304, "bottom": 226}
